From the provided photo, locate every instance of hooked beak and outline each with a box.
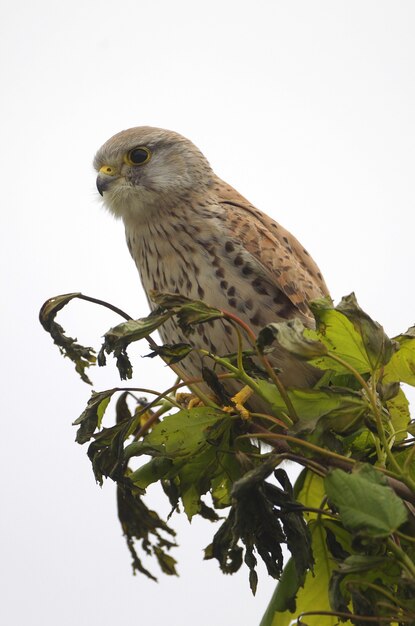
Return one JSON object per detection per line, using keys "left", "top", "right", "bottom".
{"left": 96, "top": 165, "right": 118, "bottom": 196}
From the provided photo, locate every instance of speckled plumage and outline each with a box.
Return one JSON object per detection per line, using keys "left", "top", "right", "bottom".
{"left": 94, "top": 127, "right": 330, "bottom": 390}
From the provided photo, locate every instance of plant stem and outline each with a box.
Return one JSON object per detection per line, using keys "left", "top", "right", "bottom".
{"left": 222, "top": 309, "right": 298, "bottom": 422}
{"left": 327, "top": 352, "right": 415, "bottom": 491}
{"left": 77, "top": 294, "right": 133, "bottom": 321}
{"left": 245, "top": 429, "right": 358, "bottom": 465}
{"left": 296, "top": 610, "right": 412, "bottom": 623}
{"left": 387, "top": 537, "right": 415, "bottom": 579}
{"left": 77, "top": 293, "right": 218, "bottom": 406}
{"left": 396, "top": 530, "right": 415, "bottom": 543}
{"left": 250, "top": 412, "right": 289, "bottom": 429}
{"left": 199, "top": 350, "right": 293, "bottom": 427}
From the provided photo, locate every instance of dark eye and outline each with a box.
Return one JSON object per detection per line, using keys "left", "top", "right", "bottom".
{"left": 125, "top": 147, "right": 151, "bottom": 166}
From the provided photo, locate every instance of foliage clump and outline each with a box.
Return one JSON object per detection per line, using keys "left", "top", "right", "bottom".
{"left": 40, "top": 292, "right": 415, "bottom": 625}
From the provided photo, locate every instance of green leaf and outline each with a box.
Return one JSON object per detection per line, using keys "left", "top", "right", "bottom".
{"left": 393, "top": 447, "right": 415, "bottom": 482}
{"left": 325, "top": 466, "right": 408, "bottom": 537}
{"left": 39, "top": 292, "right": 96, "bottom": 384}
{"left": 384, "top": 327, "right": 415, "bottom": 386}
{"left": 385, "top": 387, "right": 411, "bottom": 440}
{"left": 290, "top": 389, "right": 367, "bottom": 436}
{"left": 129, "top": 457, "right": 174, "bottom": 489}
{"left": 259, "top": 557, "right": 300, "bottom": 624}
{"left": 211, "top": 451, "right": 244, "bottom": 508}
{"left": 128, "top": 407, "right": 228, "bottom": 459}
{"left": 176, "top": 444, "right": 220, "bottom": 519}
{"left": 254, "top": 380, "right": 367, "bottom": 436}
{"left": 294, "top": 469, "right": 325, "bottom": 514}
{"left": 309, "top": 294, "right": 394, "bottom": 374}
{"left": 126, "top": 407, "right": 232, "bottom": 519}
{"left": 329, "top": 554, "right": 406, "bottom": 619}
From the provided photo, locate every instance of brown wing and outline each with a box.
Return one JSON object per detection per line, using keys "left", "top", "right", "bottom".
{"left": 214, "top": 177, "right": 330, "bottom": 318}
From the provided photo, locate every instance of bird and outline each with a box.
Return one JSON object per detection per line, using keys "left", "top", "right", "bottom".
{"left": 94, "top": 126, "right": 330, "bottom": 399}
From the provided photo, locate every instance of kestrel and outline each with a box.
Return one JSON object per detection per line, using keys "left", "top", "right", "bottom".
{"left": 94, "top": 127, "right": 330, "bottom": 393}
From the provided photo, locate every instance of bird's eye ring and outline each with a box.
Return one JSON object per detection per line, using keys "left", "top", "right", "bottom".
{"left": 125, "top": 147, "right": 151, "bottom": 166}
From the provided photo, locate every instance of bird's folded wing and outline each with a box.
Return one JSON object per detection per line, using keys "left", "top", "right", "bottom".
{"left": 216, "top": 179, "right": 330, "bottom": 318}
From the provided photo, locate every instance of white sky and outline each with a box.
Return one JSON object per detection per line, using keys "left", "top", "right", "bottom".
{"left": 2, "top": 1, "right": 415, "bottom": 625}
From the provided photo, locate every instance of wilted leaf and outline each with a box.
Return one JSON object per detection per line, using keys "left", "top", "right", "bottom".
{"left": 102, "top": 312, "right": 172, "bottom": 354}
{"left": 145, "top": 342, "right": 193, "bottom": 364}
{"left": 257, "top": 318, "right": 327, "bottom": 359}
{"left": 207, "top": 460, "right": 312, "bottom": 596}
{"left": 208, "top": 482, "right": 284, "bottom": 594}
{"left": 261, "top": 519, "right": 352, "bottom": 626}
{"left": 325, "top": 465, "right": 408, "bottom": 537}
{"left": 87, "top": 419, "right": 134, "bottom": 484}
{"left": 39, "top": 293, "right": 96, "bottom": 384}
{"left": 150, "top": 292, "right": 194, "bottom": 309}
{"left": 261, "top": 471, "right": 356, "bottom": 626}
{"left": 201, "top": 366, "right": 233, "bottom": 406}
{"left": 176, "top": 301, "right": 224, "bottom": 334}
{"left": 336, "top": 293, "right": 396, "bottom": 370}
{"left": 100, "top": 311, "right": 177, "bottom": 379}
{"left": 115, "top": 391, "right": 132, "bottom": 424}
{"left": 151, "top": 292, "right": 224, "bottom": 333}
{"left": 73, "top": 389, "right": 116, "bottom": 444}
{"left": 273, "top": 469, "right": 313, "bottom": 579}
{"left": 117, "top": 481, "right": 177, "bottom": 580}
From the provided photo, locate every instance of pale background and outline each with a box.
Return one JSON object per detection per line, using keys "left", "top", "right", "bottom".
{"left": 1, "top": 1, "right": 414, "bottom": 625}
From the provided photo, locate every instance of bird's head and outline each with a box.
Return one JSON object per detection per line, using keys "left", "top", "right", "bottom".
{"left": 94, "top": 126, "right": 214, "bottom": 221}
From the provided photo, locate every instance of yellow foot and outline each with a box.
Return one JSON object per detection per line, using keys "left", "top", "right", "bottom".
{"left": 223, "top": 385, "right": 254, "bottom": 420}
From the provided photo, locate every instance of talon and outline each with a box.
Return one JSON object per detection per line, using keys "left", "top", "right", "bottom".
{"left": 188, "top": 396, "right": 203, "bottom": 409}
{"left": 175, "top": 392, "right": 213, "bottom": 409}
{"left": 176, "top": 392, "right": 203, "bottom": 408}
{"left": 233, "top": 403, "right": 251, "bottom": 420}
